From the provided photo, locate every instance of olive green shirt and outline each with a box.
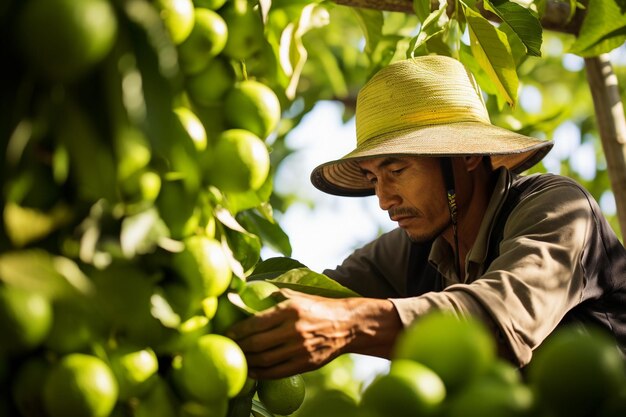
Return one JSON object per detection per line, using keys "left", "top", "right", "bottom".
{"left": 324, "top": 168, "right": 626, "bottom": 366}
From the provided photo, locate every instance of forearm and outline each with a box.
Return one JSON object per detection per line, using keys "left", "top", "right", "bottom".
{"left": 343, "top": 297, "right": 404, "bottom": 359}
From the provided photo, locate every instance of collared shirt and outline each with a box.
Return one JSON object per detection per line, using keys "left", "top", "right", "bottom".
{"left": 324, "top": 168, "right": 626, "bottom": 366}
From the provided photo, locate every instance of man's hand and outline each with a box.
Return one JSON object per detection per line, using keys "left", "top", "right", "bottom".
{"left": 226, "top": 288, "right": 403, "bottom": 379}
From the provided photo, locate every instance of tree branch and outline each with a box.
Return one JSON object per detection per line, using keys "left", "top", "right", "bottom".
{"left": 584, "top": 55, "right": 626, "bottom": 238}
{"left": 333, "top": 0, "right": 586, "bottom": 34}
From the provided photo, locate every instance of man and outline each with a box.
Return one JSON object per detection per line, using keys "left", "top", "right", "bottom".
{"left": 227, "top": 55, "right": 626, "bottom": 379}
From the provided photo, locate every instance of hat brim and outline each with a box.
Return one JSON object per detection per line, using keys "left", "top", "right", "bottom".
{"left": 310, "top": 121, "right": 553, "bottom": 197}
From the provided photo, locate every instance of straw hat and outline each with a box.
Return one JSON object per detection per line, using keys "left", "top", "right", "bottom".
{"left": 310, "top": 55, "right": 553, "bottom": 197}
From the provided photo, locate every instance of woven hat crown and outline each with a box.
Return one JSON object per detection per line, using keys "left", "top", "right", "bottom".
{"left": 310, "top": 55, "right": 553, "bottom": 196}
{"left": 357, "top": 56, "right": 490, "bottom": 148}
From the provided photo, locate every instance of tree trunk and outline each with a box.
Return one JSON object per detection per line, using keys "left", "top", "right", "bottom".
{"left": 584, "top": 55, "right": 626, "bottom": 238}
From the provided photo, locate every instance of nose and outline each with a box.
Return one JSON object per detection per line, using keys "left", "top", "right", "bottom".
{"left": 375, "top": 180, "right": 400, "bottom": 211}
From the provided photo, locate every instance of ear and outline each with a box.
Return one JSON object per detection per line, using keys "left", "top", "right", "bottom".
{"left": 463, "top": 155, "right": 484, "bottom": 171}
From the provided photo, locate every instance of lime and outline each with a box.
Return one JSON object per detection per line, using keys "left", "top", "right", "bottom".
{"left": 393, "top": 311, "right": 495, "bottom": 393}
{"left": 174, "top": 107, "right": 208, "bottom": 152}
{"left": 186, "top": 58, "right": 236, "bottom": 107}
{"left": 175, "top": 334, "right": 248, "bottom": 403}
{"left": 224, "top": 80, "right": 281, "bottom": 139}
{"left": 0, "top": 285, "right": 52, "bottom": 355}
{"left": 193, "top": 0, "right": 227, "bottom": 10}
{"left": 527, "top": 326, "right": 626, "bottom": 417}
{"left": 134, "top": 376, "right": 180, "bottom": 417}
{"left": 205, "top": 129, "right": 270, "bottom": 193}
{"left": 44, "top": 299, "right": 100, "bottom": 354}
{"left": 220, "top": 0, "right": 264, "bottom": 60}
{"left": 172, "top": 235, "right": 232, "bottom": 298}
{"left": 179, "top": 400, "right": 228, "bottom": 417}
{"left": 177, "top": 8, "right": 227, "bottom": 74}
{"left": 360, "top": 359, "right": 445, "bottom": 417}
{"left": 43, "top": 353, "right": 118, "bottom": 417}
{"left": 298, "top": 389, "right": 362, "bottom": 417}
{"left": 12, "top": 356, "right": 51, "bottom": 417}
{"left": 154, "top": 0, "right": 195, "bottom": 45}
{"left": 211, "top": 294, "right": 247, "bottom": 335}
{"left": 239, "top": 280, "right": 280, "bottom": 312}
{"left": 17, "top": 0, "right": 118, "bottom": 81}
{"left": 443, "top": 377, "right": 534, "bottom": 417}
{"left": 156, "top": 178, "right": 201, "bottom": 239}
{"left": 108, "top": 345, "right": 159, "bottom": 400}
{"left": 257, "top": 374, "right": 306, "bottom": 416}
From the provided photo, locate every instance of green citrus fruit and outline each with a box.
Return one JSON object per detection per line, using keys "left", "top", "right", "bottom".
{"left": 179, "top": 399, "right": 228, "bottom": 417}
{"left": 361, "top": 359, "right": 445, "bottom": 417}
{"left": 205, "top": 129, "right": 270, "bottom": 193}
{"left": 134, "top": 376, "right": 180, "bottom": 417}
{"left": 186, "top": 58, "right": 235, "bottom": 107}
{"left": 392, "top": 311, "right": 495, "bottom": 393}
{"left": 17, "top": 0, "right": 118, "bottom": 81}
{"left": 224, "top": 80, "right": 281, "bottom": 139}
{"left": 177, "top": 8, "right": 227, "bottom": 75}
{"left": 0, "top": 285, "right": 52, "bottom": 355}
{"left": 175, "top": 334, "right": 248, "bottom": 403}
{"left": 193, "top": 0, "right": 227, "bottom": 10}
{"left": 527, "top": 326, "right": 626, "bottom": 417}
{"left": 44, "top": 299, "right": 100, "bottom": 354}
{"left": 211, "top": 294, "right": 247, "bottom": 335}
{"left": 12, "top": 356, "right": 51, "bottom": 417}
{"left": 174, "top": 106, "right": 208, "bottom": 152}
{"left": 298, "top": 389, "right": 362, "bottom": 417}
{"left": 219, "top": 0, "right": 264, "bottom": 60}
{"left": 172, "top": 235, "right": 232, "bottom": 298}
{"left": 154, "top": 0, "right": 195, "bottom": 45}
{"left": 239, "top": 280, "right": 280, "bottom": 312}
{"left": 156, "top": 178, "right": 201, "bottom": 239}
{"left": 257, "top": 374, "right": 306, "bottom": 416}
{"left": 443, "top": 377, "right": 534, "bottom": 417}
{"left": 92, "top": 264, "right": 168, "bottom": 346}
{"left": 43, "top": 353, "right": 118, "bottom": 417}
{"left": 108, "top": 345, "right": 159, "bottom": 400}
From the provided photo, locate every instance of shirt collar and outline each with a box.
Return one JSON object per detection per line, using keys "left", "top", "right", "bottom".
{"left": 429, "top": 167, "right": 513, "bottom": 284}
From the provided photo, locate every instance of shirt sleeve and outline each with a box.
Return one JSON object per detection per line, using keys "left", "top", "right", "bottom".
{"left": 323, "top": 228, "right": 411, "bottom": 298}
{"left": 390, "top": 180, "right": 591, "bottom": 366}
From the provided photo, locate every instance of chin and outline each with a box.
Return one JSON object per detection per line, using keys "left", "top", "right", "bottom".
{"left": 404, "top": 223, "right": 448, "bottom": 243}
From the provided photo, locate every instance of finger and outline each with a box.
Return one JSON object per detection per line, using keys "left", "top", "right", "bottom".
{"left": 235, "top": 321, "right": 296, "bottom": 354}
{"left": 243, "top": 336, "right": 324, "bottom": 368}
{"left": 226, "top": 303, "right": 293, "bottom": 341}
{"left": 249, "top": 354, "right": 323, "bottom": 380}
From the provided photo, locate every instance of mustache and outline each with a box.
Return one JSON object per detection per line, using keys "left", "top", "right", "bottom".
{"left": 388, "top": 207, "right": 420, "bottom": 219}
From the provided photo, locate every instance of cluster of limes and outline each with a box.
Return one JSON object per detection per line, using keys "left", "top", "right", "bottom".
{"left": 0, "top": 0, "right": 298, "bottom": 416}
{"left": 297, "top": 312, "right": 626, "bottom": 417}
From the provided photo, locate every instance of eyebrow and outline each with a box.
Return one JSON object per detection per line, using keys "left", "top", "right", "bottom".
{"left": 358, "top": 156, "right": 407, "bottom": 176}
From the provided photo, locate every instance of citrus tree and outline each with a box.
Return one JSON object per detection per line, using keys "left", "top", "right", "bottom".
{"left": 1, "top": 0, "right": 626, "bottom": 417}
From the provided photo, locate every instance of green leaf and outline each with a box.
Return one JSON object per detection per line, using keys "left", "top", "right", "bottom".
{"left": 268, "top": 268, "right": 360, "bottom": 298}
{"left": 463, "top": 6, "right": 518, "bottom": 106}
{"left": 250, "top": 256, "right": 307, "bottom": 279}
{"left": 239, "top": 210, "right": 292, "bottom": 257}
{"left": 569, "top": 0, "right": 626, "bottom": 56}
{"left": 251, "top": 399, "right": 276, "bottom": 417}
{"left": 0, "top": 250, "right": 95, "bottom": 300}
{"left": 3, "top": 202, "right": 73, "bottom": 248}
{"left": 413, "top": 0, "right": 432, "bottom": 22}
{"left": 406, "top": 5, "right": 447, "bottom": 58}
{"left": 120, "top": 207, "right": 169, "bottom": 259}
{"left": 484, "top": 0, "right": 543, "bottom": 57}
{"left": 351, "top": 7, "right": 384, "bottom": 55}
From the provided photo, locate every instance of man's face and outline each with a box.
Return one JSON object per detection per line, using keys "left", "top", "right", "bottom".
{"left": 357, "top": 156, "right": 450, "bottom": 242}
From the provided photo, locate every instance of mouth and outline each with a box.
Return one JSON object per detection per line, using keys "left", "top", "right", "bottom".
{"left": 391, "top": 215, "right": 415, "bottom": 228}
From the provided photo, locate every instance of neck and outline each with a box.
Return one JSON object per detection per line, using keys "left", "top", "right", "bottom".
{"left": 442, "top": 164, "right": 497, "bottom": 279}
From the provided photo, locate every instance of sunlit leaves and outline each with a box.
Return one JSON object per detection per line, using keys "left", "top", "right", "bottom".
{"left": 464, "top": 7, "right": 518, "bottom": 107}
{"left": 483, "top": 0, "right": 542, "bottom": 57}
{"left": 569, "top": 0, "right": 626, "bottom": 56}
